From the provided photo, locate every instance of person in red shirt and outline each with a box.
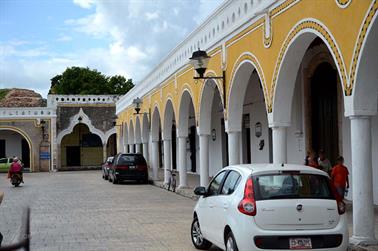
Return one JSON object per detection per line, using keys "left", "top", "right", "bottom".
{"left": 331, "top": 156, "right": 349, "bottom": 199}
{"left": 306, "top": 151, "right": 319, "bottom": 169}
{"left": 7, "top": 157, "right": 23, "bottom": 183}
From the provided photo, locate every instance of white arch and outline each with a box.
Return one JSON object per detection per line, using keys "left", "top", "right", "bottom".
{"left": 271, "top": 20, "right": 346, "bottom": 126}
{"left": 198, "top": 79, "right": 223, "bottom": 135}
{"left": 151, "top": 105, "right": 161, "bottom": 141}
{"left": 104, "top": 127, "right": 117, "bottom": 145}
{"left": 57, "top": 108, "right": 105, "bottom": 144}
{"left": 0, "top": 126, "right": 34, "bottom": 171}
{"left": 178, "top": 90, "right": 195, "bottom": 137}
{"left": 135, "top": 116, "right": 142, "bottom": 144}
{"left": 141, "top": 113, "right": 150, "bottom": 143}
{"left": 227, "top": 60, "right": 263, "bottom": 132}
{"left": 128, "top": 119, "right": 135, "bottom": 144}
{"left": 346, "top": 12, "right": 378, "bottom": 116}
{"left": 163, "top": 99, "right": 176, "bottom": 140}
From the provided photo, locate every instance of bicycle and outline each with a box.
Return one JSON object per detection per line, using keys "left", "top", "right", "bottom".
{"left": 166, "top": 169, "right": 177, "bottom": 192}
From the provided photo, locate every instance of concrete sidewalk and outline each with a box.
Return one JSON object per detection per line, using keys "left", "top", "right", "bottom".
{"left": 150, "top": 168, "right": 378, "bottom": 250}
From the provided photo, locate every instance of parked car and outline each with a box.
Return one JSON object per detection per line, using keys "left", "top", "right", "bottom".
{"left": 191, "top": 164, "right": 348, "bottom": 251}
{"left": 108, "top": 153, "right": 148, "bottom": 184}
{"left": 102, "top": 156, "right": 114, "bottom": 180}
{"left": 0, "top": 158, "right": 13, "bottom": 173}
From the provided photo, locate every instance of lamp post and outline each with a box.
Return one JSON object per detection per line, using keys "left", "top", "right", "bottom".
{"left": 189, "top": 49, "right": 226, "bottom": 109}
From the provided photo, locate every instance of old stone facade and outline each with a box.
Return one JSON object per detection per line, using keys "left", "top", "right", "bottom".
{"left": 0, "top": 95, "right": 119, "bottom": 172}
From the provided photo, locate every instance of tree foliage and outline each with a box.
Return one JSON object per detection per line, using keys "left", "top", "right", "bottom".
{"left": 49, "top": 67, "right": 134, "bottom": 95}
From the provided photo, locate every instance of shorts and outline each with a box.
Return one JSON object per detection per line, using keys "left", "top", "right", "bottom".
{"left": 336, "top": 186, "right": 345, "bottom": 198}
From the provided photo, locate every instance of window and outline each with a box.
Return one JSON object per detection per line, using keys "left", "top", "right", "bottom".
{"left": 117, "top": 154, "right": 146, "bottom": 165}
{"left": 253, "top": 173, "right": 333, "bottom": 200}
{"left": 0, "top": 158, "right": 7, "bottom": 164}
{"left": 207, "top": 171, "right": 226, "bottom": 196}
{"left": 221, "top": 171, "right": 241, "bottom": 195}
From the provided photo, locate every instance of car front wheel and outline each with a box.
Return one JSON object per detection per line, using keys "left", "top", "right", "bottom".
{"left": 191, "top": 217, "right": 212, "bottom": 250}
{"left": 225, "top": 231, "right": 238, "bottom": 251}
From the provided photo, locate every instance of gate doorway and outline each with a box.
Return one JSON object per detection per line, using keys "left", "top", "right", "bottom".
{"left": 309, "top": 62, "right": 339, "bottom": 164}
{"left": 66, "top": 146, "right": 80, "bottom": 166}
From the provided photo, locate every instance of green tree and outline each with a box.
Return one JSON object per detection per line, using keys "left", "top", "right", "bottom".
{"left": 49, "top": 67, "right": 134, "bottom": 95}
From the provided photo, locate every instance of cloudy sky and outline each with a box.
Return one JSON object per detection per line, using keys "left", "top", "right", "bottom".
{"left": 0, "top": 0, "right": 223, "bottom": 97}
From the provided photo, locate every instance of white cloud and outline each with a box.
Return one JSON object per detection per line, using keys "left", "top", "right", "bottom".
{"left": 73, "top": 0, "right": 94, "bottom": 9}
{"left": 57, "top": 35, "right": 72, "bottom": 42}
{"left": 0, "top": 0, "right": 223, "bottom": 97}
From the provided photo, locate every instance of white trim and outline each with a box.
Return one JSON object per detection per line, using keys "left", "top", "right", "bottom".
{"left": 56, "top": 108, "right": 106, "bottom": 144}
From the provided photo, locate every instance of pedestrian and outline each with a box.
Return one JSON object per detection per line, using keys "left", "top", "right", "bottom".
{"left": 318, "top": 149, "right": 332, "bottom": 174}
{"left": 331, "top": 156, "right": 349, "bottom": 199}
{"left": 306, "top": 151, "right": 319, "bottom": 169}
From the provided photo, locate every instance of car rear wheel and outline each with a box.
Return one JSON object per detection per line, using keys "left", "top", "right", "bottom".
{"left": 225, "top": 231, "right": 238, "bottom": 251}
{"left": 191, "top": 217, "right": 212, "bottom": 250}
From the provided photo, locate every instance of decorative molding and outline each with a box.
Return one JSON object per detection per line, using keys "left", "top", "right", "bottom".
{"left": 271, "top": 19, "right": 348, "bottom": 112}
{"left": 349, "top": 0, "right": 377, "bottom": 95}
{"left": 56, "top": 108, "right": 106, "bottom": 144}
{"left": 228, "top": 52, "right": 269, "bottom": 112}
{"left": 263, "top": 13, "right": 273, "bottom": 48}
{"left": 0, "top": 107, "right": 56, "bottom": 119}
{"left": 335, "top": 0, "right": 352, "bottom": 9}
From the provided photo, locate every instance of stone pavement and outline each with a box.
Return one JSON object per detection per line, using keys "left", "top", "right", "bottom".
{"left": 0, "top": 171, "right": 220, "bottom": 251}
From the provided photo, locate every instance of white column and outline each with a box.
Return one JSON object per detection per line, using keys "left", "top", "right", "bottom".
{"left": 199, "top": 134, "right": 209, "bottom": 187}
{"left": 178, "top": 136, "right": 188, "bottom": 188}
{"left": 350, "top": 116, "right": 376, "bottom": 244}
{"left": 163, "top": 139, "right": 172, "bottom": 184}
{"left": 151, "top": 140, "right": 159, "bottom": 180}
{"left": 102, "top": 143, "right": 107, "bottom": 162}
{"left": 50, "top": 117, "right": 57, "bottom": 171}
{"left": 129, "top": 144, "right": 134, "bottom": 153}
{"left": 228, "top": 131, "right": 240, "bottom": 165}
{"left": 142, "top": 142, "right": 149, "bottom": 162}
{"left": 135, "top": 143, "right": 141, "bottom": 154}
{"left": 272, "top": 126, "right": 287, "bottom": 164}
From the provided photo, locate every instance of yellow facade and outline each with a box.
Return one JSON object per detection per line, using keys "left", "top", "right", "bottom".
{"left": 117, "top": 0, "right": 377, "bottom": 129}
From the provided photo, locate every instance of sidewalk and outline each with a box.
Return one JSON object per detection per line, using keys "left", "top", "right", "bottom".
{"left": 149, "top": 168, "right": 378, "bottom": 250}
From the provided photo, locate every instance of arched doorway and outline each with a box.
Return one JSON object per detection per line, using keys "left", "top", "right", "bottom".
{"left": 227, "top": 59, "right": 270, "bottom": 165}
{"left": 60, "top": 124, "right": 103, "bottom": 168}
{"left": 0, "top": 128, "right": 31, "bottom": 170}
{"left": 199, "top": 80, "right": 226, "bottom": 178}
{"left": 106, "top": 133, "right": 117, "bottom": 157}
{"left": 177, "top": 89, "right": 198, "bottom": 187}
{"left": 308, "top": 61, "right": 339, "bottom": 164}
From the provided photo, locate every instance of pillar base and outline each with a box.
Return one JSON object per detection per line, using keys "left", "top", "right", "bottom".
{"left": 350, "top": 236, "right": 378, "bottom": 247}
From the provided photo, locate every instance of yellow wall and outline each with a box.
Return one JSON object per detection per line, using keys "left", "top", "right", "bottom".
{"left": 117, "top": 0, "right": 376, "bottom": 130}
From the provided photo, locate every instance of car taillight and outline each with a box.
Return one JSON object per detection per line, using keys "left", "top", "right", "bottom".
{"left": 329, "top": 181, "right": 346, "bottom": 215}
{"left": 238, "top": 177, "right": 256, "bottom": 216}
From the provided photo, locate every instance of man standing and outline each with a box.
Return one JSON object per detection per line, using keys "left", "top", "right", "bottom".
{"left": 0, "top": 191, "right": 3, "bottom": 246}
{"left": 318, "top": 150, "right": 332, "bottom": 174}
{"left": 331, "top": 156, "right": 350, "bottom": 199}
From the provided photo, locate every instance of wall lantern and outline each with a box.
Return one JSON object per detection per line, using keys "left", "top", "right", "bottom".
{"left": 132, "top": 97, "right": 142, "bottom": 114}
{"left": 189, "top": 49, "right": 226, "bottom": 109}
{"left": 78, "top": 116, "right": 83, "bottom": 123}
{"left": 211, "top": 128, "right": 216, "bottom": 141}
{"left": 255, "top": 122, "right": 262, "bottom": 138}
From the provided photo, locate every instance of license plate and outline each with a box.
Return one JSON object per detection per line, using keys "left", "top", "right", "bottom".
{"left": 289, "top": 238, "right": 312, "bottom": 249}
{"left": 129, "top": 166, "right": 136, "bottom": 169}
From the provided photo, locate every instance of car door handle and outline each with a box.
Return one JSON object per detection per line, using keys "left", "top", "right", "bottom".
{"left": 223, "top": 203, "right": 229, "bottom": 210}
{"left": 209, "top": 203, "right": 215, "bottom": 208}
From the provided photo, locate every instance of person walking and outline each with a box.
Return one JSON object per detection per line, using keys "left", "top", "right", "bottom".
{"left": 318, "top": 149, "right": 332, "bottom": 174}
{"left": 331, "top": 156, "right": 349, "bottom": 199}
{"left": 306, "top": 151, "right": 319, "bottom": 169}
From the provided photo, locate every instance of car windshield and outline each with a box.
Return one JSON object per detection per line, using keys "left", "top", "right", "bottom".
{"left": 117, "top": 155, "right": 146, "bottom": 165}
{"left": 253, "top": 173, "right": 333, "bottom": 200}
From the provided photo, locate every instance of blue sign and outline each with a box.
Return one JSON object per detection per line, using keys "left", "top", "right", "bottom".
{"left": 40, "top": 152, "right": 50, "bottom": 160}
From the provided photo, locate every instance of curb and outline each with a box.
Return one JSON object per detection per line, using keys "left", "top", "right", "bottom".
{"left": 151, "top": 180, "right": 199, "bottom": 201}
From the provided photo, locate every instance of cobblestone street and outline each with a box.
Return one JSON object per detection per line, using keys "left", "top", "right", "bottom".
{"left": 0, "top": 171, "right": 219, "bottom": 251}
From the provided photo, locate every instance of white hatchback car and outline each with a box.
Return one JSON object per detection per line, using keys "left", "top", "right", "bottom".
{"left": 191, "top": 164, "right": 348, "bottom": 251}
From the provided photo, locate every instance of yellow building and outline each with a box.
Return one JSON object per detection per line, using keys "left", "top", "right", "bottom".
{"left": 116, "top": 0, "right": 378, "bottom": 244}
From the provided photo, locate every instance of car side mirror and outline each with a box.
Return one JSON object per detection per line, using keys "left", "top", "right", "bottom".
{"left": 194, "top": 186, "right": 207, "bottom": 196}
